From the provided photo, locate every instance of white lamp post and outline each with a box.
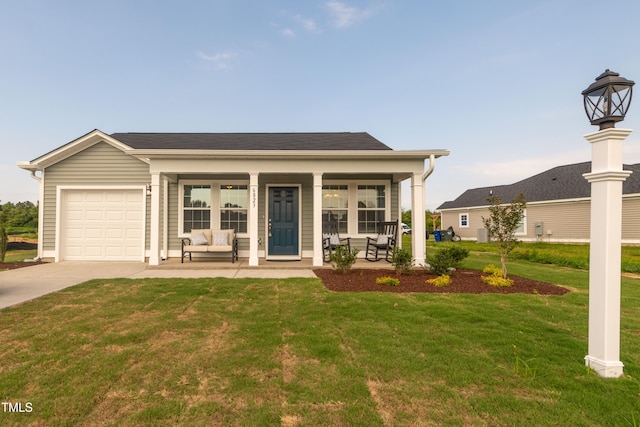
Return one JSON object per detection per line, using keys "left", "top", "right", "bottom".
{"left": 582, "top": 70, "right": 634, "bottom": 378}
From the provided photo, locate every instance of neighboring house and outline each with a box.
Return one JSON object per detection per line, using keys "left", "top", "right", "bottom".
{"left": 18, "top": 129, "right": 449, "bottom": 266}
{"left": 437, "top": 162, "right": 640, "bottom": 243}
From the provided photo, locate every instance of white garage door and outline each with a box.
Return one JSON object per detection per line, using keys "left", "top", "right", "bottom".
{"left": 61, "top": 189, "right": 145, "bottom": 261}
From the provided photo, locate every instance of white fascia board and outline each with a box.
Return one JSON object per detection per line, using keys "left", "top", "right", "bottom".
{"left": 126, "top": 149, "right": 450, "bottom": 161}
{"left": 147, "top": 156, "right": 432, "bottom": 176}
{"left": 18, "top": 129, "right": 138, "bottom": 170}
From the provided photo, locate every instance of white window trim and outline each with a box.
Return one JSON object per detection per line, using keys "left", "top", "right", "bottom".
{"left": 515, "top": 209, "right": 527, "bottom": 236}
{"left": 459, "top": 213, "right": 470, "bottom": 228}
{"left": 179, "top": 179, "right": 249, "bottom": 237}
{"left": 323, "top": 180, "right": 391, "bottom": 237}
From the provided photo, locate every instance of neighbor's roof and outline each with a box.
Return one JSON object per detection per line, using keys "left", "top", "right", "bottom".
{"left": 110, "top": 132, "right": 393, "bottom": 151}
{"left": 438, "top": 162, "right": 640, "bottom": 210}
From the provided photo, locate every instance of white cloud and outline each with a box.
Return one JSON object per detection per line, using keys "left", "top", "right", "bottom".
{"left": 457, "top": 150, "right": 589, "bottom": 183}
{"left": 197, "top": 50, "right": 239, "bottom": 69}
{"left": 293, "top": 14, "right": 319, "bottom": 32}
{"left": 325, "top": 0, "right": 374, "bottom": 28}
{"left": 280, "top": 27, "right": 296, "bottom": 38}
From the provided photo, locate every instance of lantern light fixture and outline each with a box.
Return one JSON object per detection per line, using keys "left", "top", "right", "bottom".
{"left": 582, "top": 69, "right": 634, "bottom": 130}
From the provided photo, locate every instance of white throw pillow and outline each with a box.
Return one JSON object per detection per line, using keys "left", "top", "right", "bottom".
{"left": 376, "top": 235, "right": 391, "bottom": 245}
{"left": 191, "top": 232, "right": 209, "bottom": 246}
{"left": 213, "top": 232, "right": 228, "bottom": 246}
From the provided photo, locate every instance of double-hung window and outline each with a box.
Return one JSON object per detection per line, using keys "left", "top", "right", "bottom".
{"left": 459, "top": 213, "right": 469, "bottom": 228}
{"left": 180, "top": 181, "right": 249, "bottom": 235}
{"left": 322, "top": 185, "right": 348, "bottom": 233}
{"left": 220, "top": 184, "right": 248, "bottom": 233}
{"left": 183, "top": 184, "right": 212, "bottom": 232}
{"left": 357, "top": 185, "right": 386, "bottom": 234}
{"left": 321, "top": 181, "right": 390, "bottom": 236}
{"left": 515, "top": 210, "right": 527, "bottom": 235}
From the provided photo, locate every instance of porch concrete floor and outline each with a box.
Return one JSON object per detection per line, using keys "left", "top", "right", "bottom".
{"left": 149, "top": 258, "right": 397, "bottom": 270}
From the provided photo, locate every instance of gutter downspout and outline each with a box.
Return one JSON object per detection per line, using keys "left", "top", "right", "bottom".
{"left": 29, "top": 170, "right": 44, "bottom": 261}
{"left": 422, "top": 154, "right": 436, "bottom": 182}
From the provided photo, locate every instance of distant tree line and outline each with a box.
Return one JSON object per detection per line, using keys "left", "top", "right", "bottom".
{"left": 401, "top": 210, "right": 441, "bottom": 232}
{"left": 0, "top": 201, "right": 38, "bottom": 229}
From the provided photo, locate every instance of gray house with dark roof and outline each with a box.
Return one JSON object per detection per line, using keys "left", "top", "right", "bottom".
{"left": 18, "top": 129, "right": 449, "bottom": 266}
{"left": 437, "top": 162, "right": 640, "bottom": 243}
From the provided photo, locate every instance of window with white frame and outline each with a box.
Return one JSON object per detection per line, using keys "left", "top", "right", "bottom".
{"left": 320, "top": 181, "right": 390, "bottom": 235}
{"left": 515, "top": 209, "right": 526, "bottom": 235}
{"left": 220, "top": 184, "right": 248, "bottom": 233}
{"left": 180, "top": 181, "right": 248, "bottom": 235}
{"left": 182, "top": 184, "right": 211, "bottom": 232}
{"left": 322, "top": 184, "right": 348, "bottom": 233}
{"left": 459, "top": 213, "right": 469, "bottom": 228}
{"left": 357, "top": 184, "right": 386, "bottom": 234}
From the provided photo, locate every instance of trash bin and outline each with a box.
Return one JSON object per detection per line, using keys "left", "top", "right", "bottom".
{"left": 441, "top": 229, "right": 453, "bottom": 241}
{"left": 433, "top": 230, "right": 441, "bottom": 242}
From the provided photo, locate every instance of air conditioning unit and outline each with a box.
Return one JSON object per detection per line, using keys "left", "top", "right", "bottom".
{"left": 477, "top": 228, "right": 489, "bottom": 243}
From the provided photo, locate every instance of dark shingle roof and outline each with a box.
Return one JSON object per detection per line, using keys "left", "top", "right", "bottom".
{"left": 438, "top": 162, "right": 640, "bottom": 210}
{"left": 110, "top": 132, "right": 392, "bottom": 151}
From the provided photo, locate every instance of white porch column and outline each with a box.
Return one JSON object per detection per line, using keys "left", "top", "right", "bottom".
{"left": 411, "top": 173, "right": 426, "bottom": 266}
{"left": 249, "top": 173, "right": 260, "bottom": 266}
{"left": 313, "top": 173, "right": 324, "bottom": 266}
{"left": 149, "top": 172, "right": 161, "bottom": 266}
{"left": 583, "top": 128, "right": 632, "bottom": 378}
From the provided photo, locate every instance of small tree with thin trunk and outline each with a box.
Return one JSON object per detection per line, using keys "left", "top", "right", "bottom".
{"left": 481, "top": 193, "right": 526, "bottom": 279}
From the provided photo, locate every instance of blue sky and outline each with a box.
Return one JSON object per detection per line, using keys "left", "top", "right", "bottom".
{"left": 3, "top": 0, "right": 640, "bottom": 211}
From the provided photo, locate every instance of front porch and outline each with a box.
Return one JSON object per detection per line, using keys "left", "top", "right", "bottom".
{"left": 147, "top": 257, "right": 400, "bottom": 271}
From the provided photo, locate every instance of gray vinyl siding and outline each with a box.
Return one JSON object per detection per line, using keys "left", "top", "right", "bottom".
{"left": 167, "top": 174, "right": 399, "bottom": 257}
{"left": 42, "top": 142, "right": 151, "bottom": 253}
{"left": 525, "top": 202, "right": 590, "bottom": 240}
{"left": 441, "top": 197, "right": 640, "bottom": 242}
{"left": 440, "top": 209, "right": 487, "bottom": 240}
{"left": 622, "top": 197, "right": 640, "bottom": 241}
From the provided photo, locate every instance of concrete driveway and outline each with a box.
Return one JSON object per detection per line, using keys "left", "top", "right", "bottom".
{"left": 0, "top": 262, "right": 317, "bottom": 310}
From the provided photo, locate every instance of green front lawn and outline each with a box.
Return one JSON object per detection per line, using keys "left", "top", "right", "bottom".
{"left": 423, "top": 237, "right": 640, "bottom": 273}
{"left": 1, "top": 257, "right": 639, "bottom": 425}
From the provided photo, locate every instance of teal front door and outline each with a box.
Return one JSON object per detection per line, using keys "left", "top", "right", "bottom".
{"left": 268, "top": 187, "right": 299, "bottom": 256}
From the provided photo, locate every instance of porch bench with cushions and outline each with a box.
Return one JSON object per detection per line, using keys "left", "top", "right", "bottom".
{"left": 181, "top": 229, "right": 239, "bottom": 263}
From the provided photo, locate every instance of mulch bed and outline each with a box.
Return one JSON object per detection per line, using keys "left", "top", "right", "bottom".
{"left": 1, "top": 241, "right": 42, "bottom": 270}
{"left": 0, "top": 261, "right": 44, "bottom": 270}
{"left": 313, "top": 268, "right": 569, "bottom": 295}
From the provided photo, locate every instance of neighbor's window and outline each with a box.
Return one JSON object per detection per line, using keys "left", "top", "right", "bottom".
{"left": 322, "top": 185, "right": 348, "bottom": 233}
{"left": 515, "top": 210, "right": 526, "bottom": 235}
{"left": 183, "top": 184, "right": 211, "bottom": 232}
{"left": 220, "top": 185, "right": 248, "bottom": 233}
{"left": 357, "top": 185, "right": 386, "bottom": 233}
{"left": 459, "top": 213, "right": 469, "bottom": 228}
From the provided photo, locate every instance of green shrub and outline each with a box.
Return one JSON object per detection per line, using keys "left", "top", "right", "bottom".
{"left": 426, "top": 275, "right": 451, "bottom": 287}
{"left": 481, "top": 264, "right": 514, "bottom": 287}
{"left": 390, "top": 246, "right": 414, "bottom": 275}
{"left": 329, "top": 245, "right": 360, "bottom": 274}
{"left": 376, "top": 276, "right": 400, "bottom": 287}
{"left": 426, "top": 247, "right": 470, "bottom": 276}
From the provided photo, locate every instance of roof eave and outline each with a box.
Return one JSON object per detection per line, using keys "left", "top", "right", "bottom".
{"left": 18, "top": 129, "right": 136, "bottom": 170}
{"left": 125, "top": 148, "right": 450, "bottom": 160}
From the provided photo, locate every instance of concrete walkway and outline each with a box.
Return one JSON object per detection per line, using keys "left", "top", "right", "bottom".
{"left": 0, "top": 262, "right": 318, "bottom": 310}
